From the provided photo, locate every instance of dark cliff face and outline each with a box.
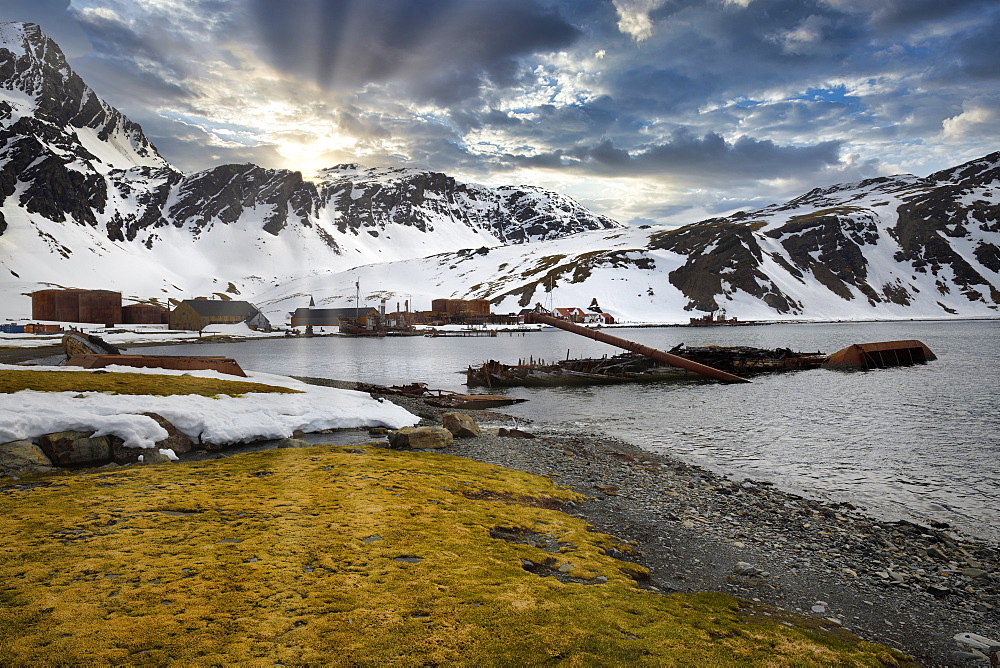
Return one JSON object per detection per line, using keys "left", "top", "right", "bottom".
{"left": 0, "top": 23, "right": 164, "bottom": 239}
{"left": 649, "top": 222, "right": 800, "bottom": 314}
{"left": 764, "top": 208, "right": 881, "bottom": 305}
{"left": 167, "top": 164, "right": 318, "bottom": 236}
{"left": 891, "top": 153, "right": 1000, "bottom": 305}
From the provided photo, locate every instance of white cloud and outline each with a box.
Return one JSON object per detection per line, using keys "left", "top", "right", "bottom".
{"left": 770, "top": 14, "right": 832, "bottom": 55}
{"left": 941, "top": 101, "right": 1000, "bottom": 140}
{"left": 611, "top": 0, "right": 667, "bottom": 42}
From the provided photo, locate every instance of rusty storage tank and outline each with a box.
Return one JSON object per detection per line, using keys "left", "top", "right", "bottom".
{"left": 122, "top": 304, "right": 169, "bottom": 324}
{"left": 466, "top": 299, "right": 491, "bottom": 315}
{"left": 78, "top": 290, "right": 122, "bottom": 324}
{"left": 32, "top": 289, "right": 84, "bottom": 321}
{"left": 431, "top": 298, "right": 449, "bottom": 313}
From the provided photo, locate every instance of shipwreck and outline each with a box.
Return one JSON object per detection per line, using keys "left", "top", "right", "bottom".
{"left": 466, "top": 312, "right": 936, "bottom": 387}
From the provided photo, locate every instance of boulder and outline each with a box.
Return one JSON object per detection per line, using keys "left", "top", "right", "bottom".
{"left": 141, "top": 413, "right": 193, "bottom": 454}
{"left": 441, "top": 412, "right": 480, "bottom": 438}
{"left": 37, "top": 431, "right": 112, "bottom": 467}
{"left": 388, "top": 426, "right": 453, "bottom": 450}
{"left": 139, "top": 450, "right": 172, "bottom": 465}
{"left": 0, "top": 440, "right": 54, "bottom": 477}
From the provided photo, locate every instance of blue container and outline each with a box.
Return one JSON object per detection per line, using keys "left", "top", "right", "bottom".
{"left": 0, "top": 324, "right": 25, "bottom": 333}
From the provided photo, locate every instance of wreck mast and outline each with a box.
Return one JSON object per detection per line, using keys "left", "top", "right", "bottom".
{"left": 524, "top": 312, "right": 751, "bottom": 384}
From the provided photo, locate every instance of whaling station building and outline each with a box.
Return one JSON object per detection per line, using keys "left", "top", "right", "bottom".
{"left": 25, "top": 290, "right": 270, "bottom": 332}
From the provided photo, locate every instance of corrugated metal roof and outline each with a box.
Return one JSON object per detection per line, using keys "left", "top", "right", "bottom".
{"left": 183, "top": 300, "right": 259, "bottom": 316}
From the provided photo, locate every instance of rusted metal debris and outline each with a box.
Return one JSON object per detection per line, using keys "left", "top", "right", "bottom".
{"left": 356, "top": 382, "right": 527, "bottom": 409}
{"left": 822, "top": 340, "right": 936, "bottom": 369}
{"left": 64, "top": 354, "right": 248, "bottom": 377}
{"left": 62, "top": 331, "right": 248, "bottom": 376}
{"left": 523, "top": 312, "right": 751, "bottom": 383}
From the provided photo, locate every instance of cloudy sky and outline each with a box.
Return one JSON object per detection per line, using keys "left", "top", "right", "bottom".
{"left": 4, "top": 0, "right": 999, "bottom": 225}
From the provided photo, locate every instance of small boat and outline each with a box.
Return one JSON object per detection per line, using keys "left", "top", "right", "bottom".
{"left": 62, "top": 330, "right": 120, "bottom": 356}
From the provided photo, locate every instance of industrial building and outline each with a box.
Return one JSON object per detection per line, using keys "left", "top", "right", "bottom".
{"left": 170, "top": 299, "right": 271, "bottom": 331}
{"left": 288, "top": 306, "right": 381, "bottom": 327}
{"left": 430, "top": 298, "right": 491, "bottom": 316}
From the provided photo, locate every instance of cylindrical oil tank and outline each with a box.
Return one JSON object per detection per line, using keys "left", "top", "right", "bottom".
{"left": 467, "top": 299, "right": 491, "bottom": 315}
{"left": 78, "top": 291, "right": 122, "bottom": 324}
{"left": 32, "top": 289, "right": 83, "bottom": 321}
{"left": 431, "top": 298, "right": 449, "bottom": 313}
{"left": 122, "top": 304, "right": 168, "bottom": 324}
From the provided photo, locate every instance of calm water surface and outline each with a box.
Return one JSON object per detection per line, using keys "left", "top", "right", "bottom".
{"left": 136, "top": 320, "right": 999, "bottom": 542}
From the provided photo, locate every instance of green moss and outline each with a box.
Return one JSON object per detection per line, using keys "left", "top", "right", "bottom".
{"left": 0, "top": 446, "right": 911, "bottom": 665}
{"left": 0, "top": 369, "right": 302, "bottom": 397}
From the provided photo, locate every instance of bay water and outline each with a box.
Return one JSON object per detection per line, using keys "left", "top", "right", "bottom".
{"left": 135, "top": 320, "right": 1000, "bottom": 542}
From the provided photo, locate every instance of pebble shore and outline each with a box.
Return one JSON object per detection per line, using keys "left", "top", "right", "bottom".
{"left": 368, "top": 388, "right": 999, "bottom": 666}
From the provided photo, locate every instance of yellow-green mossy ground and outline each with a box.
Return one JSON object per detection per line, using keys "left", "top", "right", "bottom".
{"left": 0, "top": 445, "right": 911, "bottom": 665}
{"left": 0, "top": 368, "right": 302, "bottom": 397}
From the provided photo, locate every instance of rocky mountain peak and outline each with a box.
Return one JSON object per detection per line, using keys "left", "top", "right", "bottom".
{"left": 0, "top": 21, "right": 164, "bottom": 170}
{"left": 928, "top": 151, "right": 1000, "bottom": 187}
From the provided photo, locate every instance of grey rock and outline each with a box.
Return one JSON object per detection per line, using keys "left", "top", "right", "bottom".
{"left": 441, "top": 412, "right": 481, "bottom": 438}
{"left": 0, "top": 440, "right": 54, "bottom": 477}
{"left": 961, "top": 568, "right": 988, "bottom": 579}
{"left": 141, "top": 412, "right": 193, "bottom": 454}
{"left": 388, "top": 426, "right": 453, "bottom": 450}
{"left": 37, "top": 430, "right": 111, "bottom": 467}
{"left": 139, "top": 450, "right": 171, "bottom": 465}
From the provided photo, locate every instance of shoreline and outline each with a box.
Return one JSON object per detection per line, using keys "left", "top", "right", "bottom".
{"left": 344, "top": 383, "right": 998, "bottom": 666}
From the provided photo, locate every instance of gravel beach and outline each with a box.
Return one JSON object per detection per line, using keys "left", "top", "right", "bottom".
{"left": 339, "top": 381, "right": 999, "bottom": 667}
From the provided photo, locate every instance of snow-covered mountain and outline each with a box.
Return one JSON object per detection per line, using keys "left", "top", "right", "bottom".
{"left": 0, "top": 22, "right": 618, "bottom": 316}
{"left": 255, "top": 153, "right": 1000, "bottom": 323}
{"left": 0, "top": 21, "right": 997, "bottom": 324}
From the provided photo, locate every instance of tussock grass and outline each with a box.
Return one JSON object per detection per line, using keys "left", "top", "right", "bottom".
{"left": 0, "top": 369, "right": 302, "bottom": 397}
{"left": 0, "top": 445, "right": 911, "bottom": 665}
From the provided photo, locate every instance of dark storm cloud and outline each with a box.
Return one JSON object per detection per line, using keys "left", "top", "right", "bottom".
{"left": 247, "top": 0, "right": 580, "bottom": 104}
{"left": 954, "top": 12, "right": 1000, "bottom": 80}
{"left": 509, "top": 132, "right": 842, "bottom": 181}
{"left": 862, "top": 0, "right": 996, "bottom": 30}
